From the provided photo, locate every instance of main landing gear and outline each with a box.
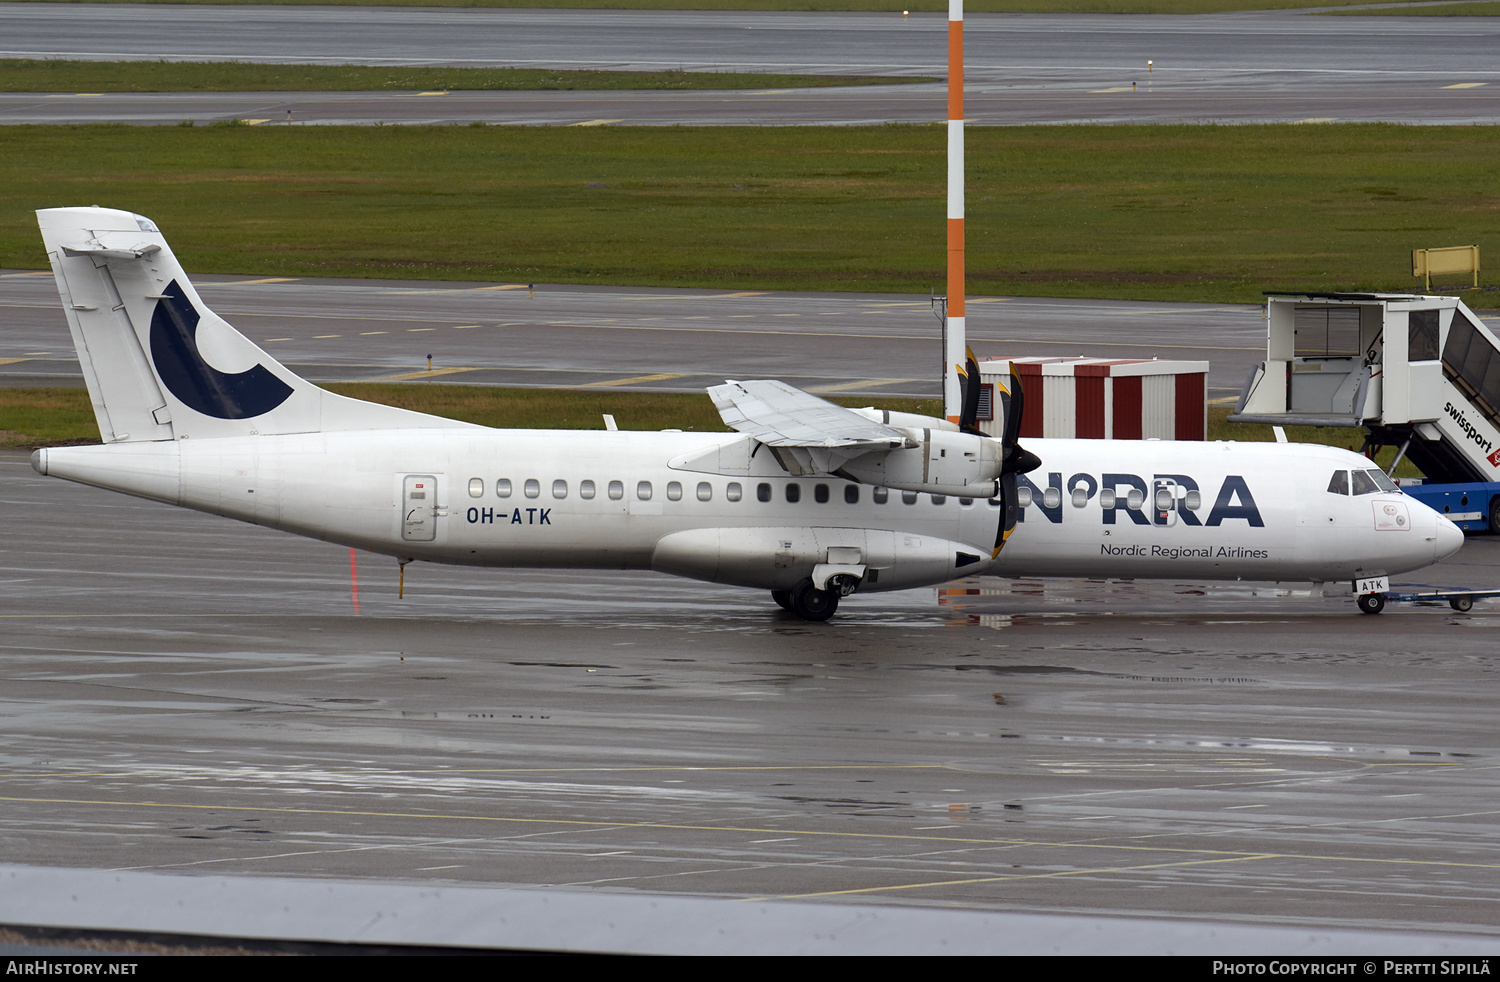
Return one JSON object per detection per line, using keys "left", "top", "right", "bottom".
{"left": 1357, "top": 592, "right": 1386, "bottom": 615}
{"left": 773, "top": 575, "right": 860, "bottom": 621}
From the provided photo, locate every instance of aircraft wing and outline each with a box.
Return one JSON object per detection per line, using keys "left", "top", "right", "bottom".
{"left": 708, "top": 379, "right": 911, "bottom": 451}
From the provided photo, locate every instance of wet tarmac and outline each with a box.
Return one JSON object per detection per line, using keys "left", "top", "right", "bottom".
{"left": 4, "top": 448, "right": 1500, "bottom": 942}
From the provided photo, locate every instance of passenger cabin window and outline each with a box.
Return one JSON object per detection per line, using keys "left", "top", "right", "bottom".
{"left": 552, "top": 479, "right": 568, "bottom": 499}
{"left": 786, "top": 483, "right": 801, "bottom": 503}
{"left": 580, "top": 480, "right": 596, "bottom": 500}
{"left": 1184, "top": 490, "right": 1202, "bottom": 510}
{"left": 637, "top": 481, "right": 653, "bottom": 501}
{"left": 931, "top": 495, "right": 946, "bottom": 506}
{"left": 1328, "top": 470, "right": 1350, "bottom": 495}
{"left": 726, "top": 482, "right": 743, "bottom": 502}
{"left": 757, "top": 483, "right": 772, "bottom": 503}
{"left": 959, "top": 497, "right": 973, "bottom": 506}
{"left": 873, "top": 487, "right": 889, "bottom": 504}
{"left": 814, "top": 484, "right": 829, "bottom": 503}
{"left": 1126, "top": 489, "right": 1145, "bottom": 510}
{"left": 468, "top": 478, "right": 484, "bottom": 498}
{"left": 496, "top": 478, "right": 512, "bottom": 498}
{"left": 902, "top": 491, "right": 918, "bottom": 505}
{"left": 608, "top": 480, "right": 624, "bottom": 500}
{"left": 1017, "top": 486, "right": 1033, "bottom": 508}
{"left": 524, "top": 479, "right": 540, "bottom": 499}
{"left": 666, "top": 481, "right": 683, "bottom": 501}
{"left": 845, "top": 486, "right": 859, "bottom": 504}
{"left": 696, "top": 482, "right": 712, "bottom": 502}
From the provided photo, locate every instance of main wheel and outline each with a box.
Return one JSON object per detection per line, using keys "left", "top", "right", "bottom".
{"left": 1449, "top": 595, "right": 1474, "bottom": 613}
{"left": 1358, "top": 592, "right": 1386, "bottom": 615}
{"left": 789, "top": 578, "right": 839, "bottom": 622}
{"left": 771, "top": 590, "right": 793, "bottom": 611}
{"left": 1490, "top": 495, "right": 1500, "bottom": 535}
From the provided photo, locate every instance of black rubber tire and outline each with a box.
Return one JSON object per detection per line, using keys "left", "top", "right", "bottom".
{"left": 1357, "top": 592, "right": 1386, "bottom": 615}
{"left": 1450, "top": 595, "right": 1474, "bottom": 613}
{"left": 771, "top": 590, "right": 793, "bottom": 611}
{"left": 789, "top": 578, "right": 839, "bottom": 622}
{"left": 1490, "top": 495, "right": 1500, "bottom": 536}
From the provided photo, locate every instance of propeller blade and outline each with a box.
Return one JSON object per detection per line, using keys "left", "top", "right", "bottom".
{"left": 957, "top": 347, "right": 983, "bottom": 435}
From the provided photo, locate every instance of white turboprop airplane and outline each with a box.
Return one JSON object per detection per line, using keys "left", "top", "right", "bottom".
{"left": 30, "top": 207, "right": 1464, "bottom": 618}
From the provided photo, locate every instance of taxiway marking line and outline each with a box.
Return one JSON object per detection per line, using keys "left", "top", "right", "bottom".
{"left": 370, "top": 367, "right": 480, "bottom": 381}
{"left": 0, "top": 358, "right": 29, "bottom": 366}
{"left": 5, "top": 796, "right": 1499, "bottom": 871}
{"left": 807, "top": 378, "right": 921, "bottom": 393}
{"left": 751, "top": 856, "right": 1278, "bottom": 901}
{"left": 1444, "top": 82, "right": 1487, "bottom": 89}
{"left": 587, "top": 372, "right": 688, "bottom": 386}
{"left": 571, "top": 118, "right": 622, "bottom": 126}
{"left": 223, "top": 277, "right": 300, "bottom": 285}
{"left": 220, "top": 311, "right": 1260, "bottom": 352}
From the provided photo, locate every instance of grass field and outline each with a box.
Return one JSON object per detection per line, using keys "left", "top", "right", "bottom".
{"left": 16, "top": 0, "right": 1452, "bottom": 14}
{"left": 0, "top": 60, "right": 920, "bottom": 93}
{"left": 3, "top": 124, "right": 1495, "bottom": 304}
{"left": 0, "top": 386, "right": 1423, "bottom": 476}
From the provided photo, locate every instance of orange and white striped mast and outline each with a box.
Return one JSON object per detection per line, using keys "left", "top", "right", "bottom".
{"left": 943, "top": 0, "right": 966, "bottom": 422}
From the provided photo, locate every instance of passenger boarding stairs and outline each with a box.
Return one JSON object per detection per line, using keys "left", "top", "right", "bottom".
{"left": 1230, "top": 293, "right": 1500, "bottom": 487}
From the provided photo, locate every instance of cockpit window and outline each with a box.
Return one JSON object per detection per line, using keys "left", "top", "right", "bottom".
{"left": 1327, "top": 470, "right": 1349, "bottom": 495}
{"left": 1351, "top": 470, "right": 1381, "bottom": 495}
{"left": 1365, "top": 468, "right": 1399, "bottom": 493}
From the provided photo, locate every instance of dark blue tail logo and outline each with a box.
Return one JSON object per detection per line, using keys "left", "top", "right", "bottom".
{"left": 149, "top": 280, "right": 293, "bottom": 420}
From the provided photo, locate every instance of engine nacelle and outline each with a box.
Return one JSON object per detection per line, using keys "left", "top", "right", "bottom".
{"left": 838, "top": 428, "right": 1001, "bottom": 499}
{"left": 650, "top": 525, "right": 992, "bottom": 592}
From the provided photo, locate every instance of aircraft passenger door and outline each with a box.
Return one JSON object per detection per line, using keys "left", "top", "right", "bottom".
{"left": 402, "top": 474, "right": 438, "bottom": 542}
{"left": 1151, "top": 479, "right": 1179, "bottom": 528}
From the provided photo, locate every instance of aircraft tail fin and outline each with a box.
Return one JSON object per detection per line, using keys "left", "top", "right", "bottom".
{"left": 37, "top": 207, "right": 454, "bottom": 442}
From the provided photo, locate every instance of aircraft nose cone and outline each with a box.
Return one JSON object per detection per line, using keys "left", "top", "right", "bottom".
{"left": 1435, "top": 515, "right": 1465, "bottom": 561}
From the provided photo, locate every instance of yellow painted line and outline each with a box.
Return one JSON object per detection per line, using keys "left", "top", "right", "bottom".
{"left": 476, "top": 284, "right": 530, "bottom": 291}
{"left": 5, "top": 795, "right": 1499, "bottom": 873}
{"left": 415, "top": 90, "right": 449, "bottom": 96}
{"left": 570, "top": 118, "right": 622, "bottom": 127}
{"left": 721, "top": 292, "right": 769, "bottom": 297}
{"left": 226, "top": 277, "right": 299, "bottom": 285}
{"left": 242, "top": 119, "right": 272, "bottom": 126}
{"left": 48, "top": 93, "right": 102, "bottom": 98}
{"left": 0, "top": 358, "right": 29, "bottom": 366}
{"left": 407, "top": 327, "right": 437, "bottom": 332}
{"left": 453, "top": 324, "right": 480, "bottom": 330}
{"left": 748, "top": 89, "right": 793, "bottom": 95}
{"left": 1293, "top": 117, "right": 1337, "bottom": 124}
{"left": 628, "top": 292, "right": 768, "bottom": 301}
{"left": 312, "top": 334, "right": 341, "bottom": 339}
{"left": 360, "top": 331, "right": 388, "bottom": 335}
{"left": 754, "top": 855, "right": 1276, "bottom": 902}
{"left": 1089, "top": 86, "right": 1134, "bottom": 93}
{"left": 587, "top": 372, "right": 688, "bottom": 387}
{"left": 372, "top": 367, "right": 481, "bottom": 382}
{"left": 1444, "top": 82, "right": 1487, "bottom": 90}
{"left": 969, "top": 297, "right": 1010, "bottom": 304}
{"left": 808, "top": 378, "right": 921, "bottom": 394}
{"left": 23, "top": 351, "right": 51, "bottom": 356}
{"left": 262, "top": 337, "right": 292, "bottom": 342}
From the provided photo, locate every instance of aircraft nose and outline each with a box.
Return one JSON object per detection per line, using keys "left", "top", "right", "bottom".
{"left": 1435, "top": 514, "right": 1465, "bottom": 561}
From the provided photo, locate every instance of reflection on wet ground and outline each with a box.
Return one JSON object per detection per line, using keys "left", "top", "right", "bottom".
{"left": 5, "top": 451, "right": 1500, "bottom": 939}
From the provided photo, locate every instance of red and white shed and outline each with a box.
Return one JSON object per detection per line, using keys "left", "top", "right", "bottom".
{"left": 976, "top": 356, "right": 1208, "bottom": 441}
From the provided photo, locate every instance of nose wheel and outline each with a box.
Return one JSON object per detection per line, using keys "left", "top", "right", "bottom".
{"left": 1357, "top": 592, "right": 1386, "bottom": 615}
